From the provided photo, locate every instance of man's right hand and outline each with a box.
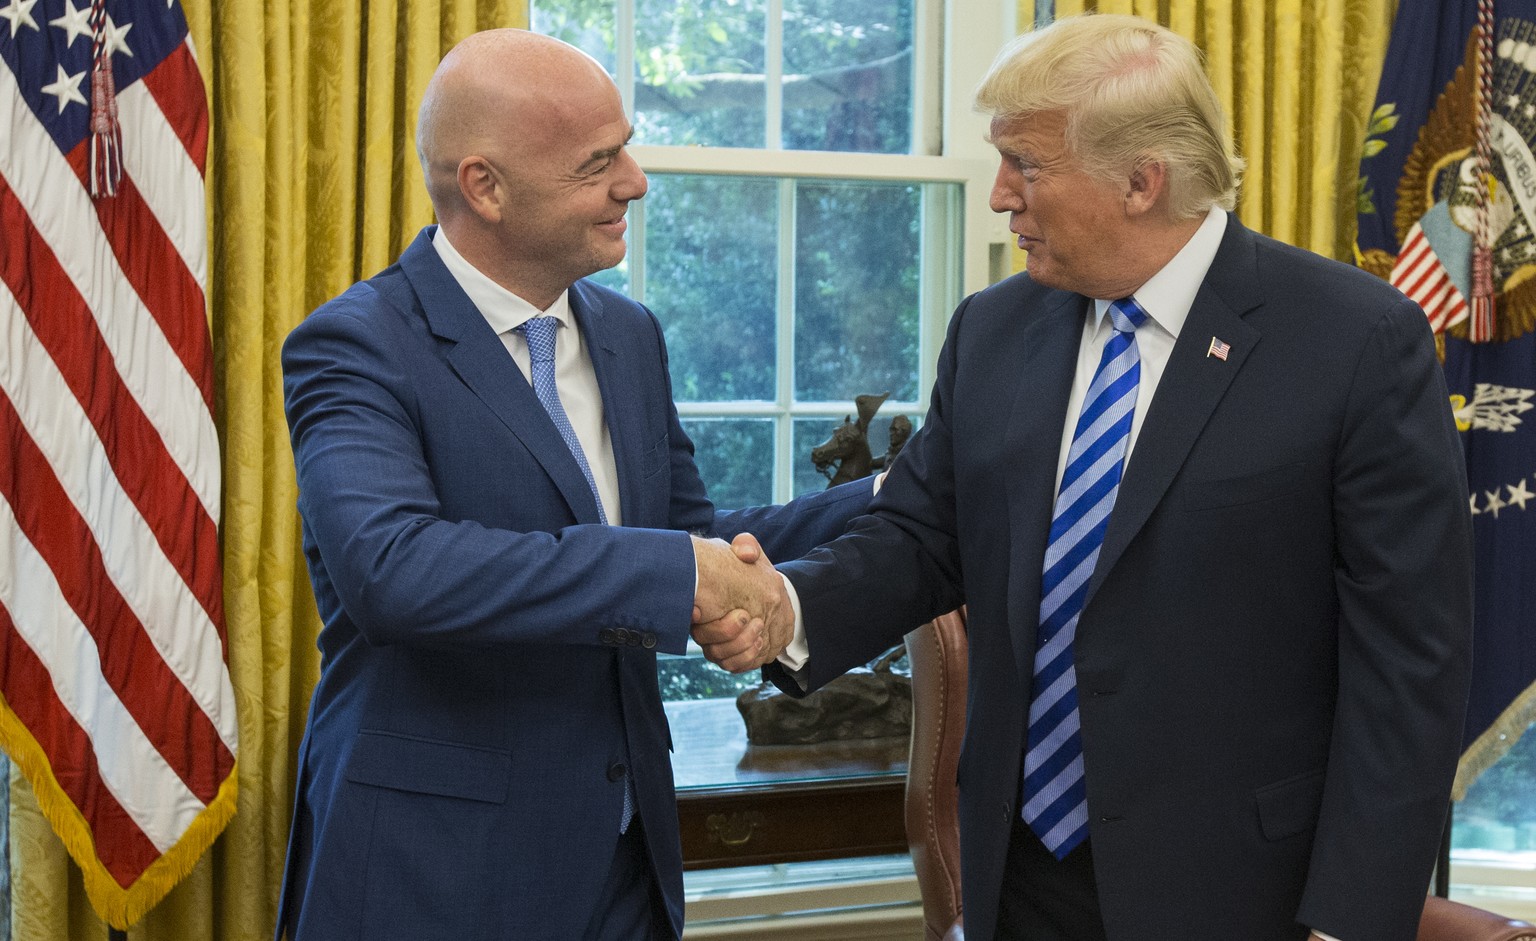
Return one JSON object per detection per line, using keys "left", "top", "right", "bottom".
{"left": 690, "top": 533, "right": 792, "bottom": 672}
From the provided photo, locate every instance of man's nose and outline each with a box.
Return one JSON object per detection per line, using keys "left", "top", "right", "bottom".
{"left": 615, "top": 150, "right": 648, "bottom": 201}
{"left": 988, "top": 162, "right": 1023, "bottom": 213}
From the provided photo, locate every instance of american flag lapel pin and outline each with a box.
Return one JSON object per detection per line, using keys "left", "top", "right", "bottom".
{"left": 1207, "top": 337, "right": 1231, "bottom": 361}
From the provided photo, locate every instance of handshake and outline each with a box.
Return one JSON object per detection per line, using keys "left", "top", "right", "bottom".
{"left": 689, "top": 534, "right": 794, "bottom": 674}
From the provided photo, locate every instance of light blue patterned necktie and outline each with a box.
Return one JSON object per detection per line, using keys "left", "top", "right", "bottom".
{"left": 517, "top": 316, "right": 633, "bottom": 831}
{"left": 1022, "top": 296, "right": 1147, "bottom": 859}
{"left": 517, "top": 316, "right": 608, "bottom": 526}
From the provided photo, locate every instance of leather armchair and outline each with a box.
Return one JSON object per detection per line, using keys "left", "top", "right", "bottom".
{"left": 905, "top": 608, "right": 968, "bottom": 941}
{"left": 903, "top": 607, "right": 1535, "bottom": 941}
{"left": 1418, "top": 896, "right": 1536, "bottom": 941}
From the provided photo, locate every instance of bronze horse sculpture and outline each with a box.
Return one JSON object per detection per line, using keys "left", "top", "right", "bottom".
{"left": 811, "top": 392, "right": 912, "bottom": 485}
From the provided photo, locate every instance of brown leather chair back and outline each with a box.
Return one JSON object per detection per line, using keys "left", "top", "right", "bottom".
{"left": 905, "top": 608, "right": 968, "bottom": 941}
{"left": 1418, "top": 896, "right": 1536, "bottom": 941}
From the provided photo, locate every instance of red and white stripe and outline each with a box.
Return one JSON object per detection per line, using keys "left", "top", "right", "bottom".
{"left": 1391, "top": 221, "right": 1471, "bottom": 334}
{"left": 0, "top": 22, "right": 235, "bottom": 926}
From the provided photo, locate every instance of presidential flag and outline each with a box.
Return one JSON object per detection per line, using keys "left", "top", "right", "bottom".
{"left": 0, "top": 0, "right": 237, "bottom": 928}
{"left": 1357, "top": 0, "right": 1536, "bottom": 795}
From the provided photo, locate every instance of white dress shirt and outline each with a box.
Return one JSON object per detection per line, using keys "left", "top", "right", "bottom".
{"left": 432, "top": 228, "right": 623, "bottom": 525}
{"left": 1053, "top": 205, "right": 1226, "bottom": 488}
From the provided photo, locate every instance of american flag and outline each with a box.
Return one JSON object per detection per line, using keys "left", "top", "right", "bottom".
{"left": 1359, "top": 0, "right": 1536, "bottom": 800}
{"left": 1389, "top": 221, "right": 1471, "bottom": 334}
{"left": 1206, "top": 336, "right": 1230, "bottom": 361}
{"left": 0, "top": 0, "right": 237, "bottom": 928}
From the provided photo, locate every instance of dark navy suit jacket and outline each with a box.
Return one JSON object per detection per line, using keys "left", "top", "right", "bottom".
{"left": 769, "top": 216, "right": 1473, "bottom": 941}
{"left": 277, "top": 227, "right": 870, "bottom": 940}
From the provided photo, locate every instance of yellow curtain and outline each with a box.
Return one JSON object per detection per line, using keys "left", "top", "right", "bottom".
{"left": 1015, "top": 0, "right": 1397, "bottom": 263}
{"left": 8, "top": 2, "right": 527, "bottom": 939}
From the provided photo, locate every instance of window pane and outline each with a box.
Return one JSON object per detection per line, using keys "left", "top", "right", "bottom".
{"left": 782, "top": 0, "right": 914, "bottom": 153}
{"left": 794, "top": 180, "right": 921, "bottom": 403}
{"left": 793, "top": 417, "right": 841, "bottom": 497}
{"left": 681, "top": 417, "right": 775, "bottom": 509}
{"left": 634, "top": 0, "right": 767, "bottom": 147}
{"left": 648, "top": 175, "right": 778, "bottom": 402}
{"left": 530, "top": 0, "right": 618, "bottom": 76}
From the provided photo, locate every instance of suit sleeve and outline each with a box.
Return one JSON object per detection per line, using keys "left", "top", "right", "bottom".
{"left": 1296, "top": 297, "right": 1473, "bottom": 941}
{"left": 283, "top": 298, "right": 698, "bottom": 655}
{"left": 763, "top": 296, "right": 974, "bottom": 694}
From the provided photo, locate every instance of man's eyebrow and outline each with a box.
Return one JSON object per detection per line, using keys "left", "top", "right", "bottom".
{"left": 983, "top": 132, "right": 1018, "bottom": 154}
{"left": 579, "top": 128, "right": 636, "bottom": 171}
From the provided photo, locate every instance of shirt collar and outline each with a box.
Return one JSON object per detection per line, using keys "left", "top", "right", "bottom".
{"left": 431, "top": 226, "right": 574, "bottom": 334}
{"left": 1090, "top": 206, "right": 1228, "bottom": 338}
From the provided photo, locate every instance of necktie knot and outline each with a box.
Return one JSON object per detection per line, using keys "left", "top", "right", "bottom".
{"left": 1108, "top": 297, "right": 1148, "bottom": 334}
{"left": 519, "top": 316, "right": 558, "bottom": 365}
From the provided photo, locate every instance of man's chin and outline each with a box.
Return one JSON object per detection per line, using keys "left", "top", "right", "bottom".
{"left": 1023, "top": 255, "right": 1059, "bottom": 288}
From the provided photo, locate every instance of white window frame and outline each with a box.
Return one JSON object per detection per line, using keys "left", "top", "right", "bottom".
{"left": 599, "top": 0, "right": 1010, "bottom": 502}
{"left": 1451, "top": 855, "right": 1536, "bottom": 921}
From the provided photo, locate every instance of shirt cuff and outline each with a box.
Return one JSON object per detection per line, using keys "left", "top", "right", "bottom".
{"left": 775, "top": 572, "right": 810, "bottom": 672}
{"left": 1311, "top": 931, "right": 1341, "bottom": 941}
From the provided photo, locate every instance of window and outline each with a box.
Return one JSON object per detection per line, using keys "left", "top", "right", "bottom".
{"left": 535, "top": 0, "right": 918, "bottom": 155}
{"left": 532, "top": 0, "right": 1004, "bottom": 877}
{"left": 609, "top": 171, "right": 959, "bottom": 506}
{"left": 535, "top": 0, "right": 981, "bottom": 505}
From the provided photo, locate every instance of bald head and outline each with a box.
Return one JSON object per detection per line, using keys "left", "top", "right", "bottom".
{"left": 416, "top": 29, "right": 616, "bottom": 217}
{"left": 411, "top": 29, "right": 646, "bottom": 308}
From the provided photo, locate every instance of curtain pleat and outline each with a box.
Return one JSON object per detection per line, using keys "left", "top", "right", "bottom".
{"left": 7, "top": 3, "right": 528, "bottom": 939}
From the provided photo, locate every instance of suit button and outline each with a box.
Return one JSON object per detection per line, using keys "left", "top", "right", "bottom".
{"left": 607, "top": 762, "right": 627, "bottom": 782}
{"left": 641, "top": 633, "right": 657, "bottom": 649}
{"left": 598, "top": 629, "right": 615, "bottom": 645}
{"left": 612, "top": 628, "right": 629, "bottom": 644}
{"left": 627, "top": 631, "right": 642, "bottom": 647}
{"left": 1003, "top": 803, "right": 1012, "bottom": 823}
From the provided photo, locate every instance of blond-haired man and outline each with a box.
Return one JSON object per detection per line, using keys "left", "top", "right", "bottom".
{"left": 741, "top": 14, "right": 1472, "bottom": 941}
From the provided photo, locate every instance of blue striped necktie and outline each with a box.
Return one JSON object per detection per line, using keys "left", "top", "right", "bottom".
{"left": 517, "top": 316, "right": 608, "bottom": 526}
{"left": 1022, "top": 296, "right": 1147, "bottom": 859}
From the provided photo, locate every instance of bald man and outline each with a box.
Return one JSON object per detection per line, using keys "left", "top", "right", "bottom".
{"left": 276, "top": 30, "right": 872, "bottom": 940}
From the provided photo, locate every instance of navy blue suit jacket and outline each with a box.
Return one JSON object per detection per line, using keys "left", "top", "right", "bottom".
{"left": 770, "top": 217, "right": 1473, "bottom": 941}
{"left": 277, "top": 227, "right": 870, "bottom": 940}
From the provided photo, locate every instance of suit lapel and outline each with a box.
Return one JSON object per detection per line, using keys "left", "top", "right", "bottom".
{"left": 399, "top": 228, "right": 604, "bottom": 523}
{"left": 571, "top": 280, "right": 649, "bottom": 527}
{"left": 1087, "top": 217, "right": 1264, "bottom": 602}
{"left": 1005, "top": 291, "right": 1088, "bottom": 689}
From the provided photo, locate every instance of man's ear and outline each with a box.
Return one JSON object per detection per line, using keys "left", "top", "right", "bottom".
{"left": 1125, "top": 158, "right": 1168, "bottom": 216}
{"left": 458, "top": 155, "right": 503, "bottom": 223}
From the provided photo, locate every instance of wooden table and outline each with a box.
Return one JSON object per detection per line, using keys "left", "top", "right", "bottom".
{"left": 667, "top": 697, "right": 911, "bottom": 868}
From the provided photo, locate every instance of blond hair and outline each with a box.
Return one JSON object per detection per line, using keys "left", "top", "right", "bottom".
{"left": 975, "top": 13, "right": 1243, "bottom": 218}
